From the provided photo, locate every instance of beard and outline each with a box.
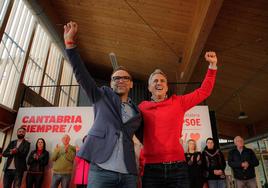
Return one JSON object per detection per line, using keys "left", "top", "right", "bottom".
{"left": 17, "top": 134, "right": 25, "bottom": 139}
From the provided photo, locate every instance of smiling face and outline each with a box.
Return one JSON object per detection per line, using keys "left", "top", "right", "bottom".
{"left": 110, "top": 70, "right": 133, "bottom": 97}
{"left": 148, "top": 73, "right": 168, "bottom": 101}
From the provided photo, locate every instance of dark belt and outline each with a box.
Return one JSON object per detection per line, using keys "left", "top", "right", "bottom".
{"left": 162, "top": 160, "right": 184, "bottom": 165}
{"left": 146, "top": 160, "right": 185, "bottom": 165}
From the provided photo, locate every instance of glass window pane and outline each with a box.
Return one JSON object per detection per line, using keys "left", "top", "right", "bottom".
{"left": 0, "top": 0, "right": 9, "bottom": 27}
{"left": 0, "top": 0, "right": 35, "bottom": 108}
{"left": 41, "top": 43, "right": 62, "bottom": 104}
{"left": 23, "top": 24, "right": 50, "bottom": 93}
{"left": 59, "top": 60, "right": 72, "bottom": 106}
{"left": 69, "top": 74, "right": 78, "bottom": 106}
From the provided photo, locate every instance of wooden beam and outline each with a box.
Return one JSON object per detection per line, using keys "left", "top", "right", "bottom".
{"left": 53, "top": 58, "right": 64, "bottom": 106}
{"left": 179, "top": 0, "right": 224, "bottom": 84}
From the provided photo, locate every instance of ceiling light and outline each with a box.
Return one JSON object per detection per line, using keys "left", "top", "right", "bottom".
{"left": 109, "top": 52, "right": 118, "bottom": 70}
{"left": 237, "top": 93, "right": 248, "bottom": 120}
{"left": 238, "top": 112, "right": 248, "bottom": 119}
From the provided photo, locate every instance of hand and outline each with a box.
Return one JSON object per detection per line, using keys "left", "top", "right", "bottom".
{"left": 75, "top": 146, "right": 80, "bottom": 152}
{"left": 33, "top": 153, "right": 39, "bottom": 160}
{"left": 55, "top": 144, "right": 60, "bottom": 152}
{"left": 242, "top": 161, "right": 249, "bottom": 169}
{"left": 217, "top": 170, "right": 223, "bottom": 175}
{"left": 190, "top": 155, "right": 194, "bottom": 162}
{"left": 197, "top": 154, "right": 200, "bottom": 161}
{"left": 205, "top": 51, "right": 217, "bottom": 67}
{"left": 213, "top": 170, "right": 223, "bottom": 175}
{"left": 213, "top": 170, "right": 219, "bottom": 175}
{"left": 10, "top": 148, "right": 18, "bottom": 154}
{"left": 64, "top": 21, "right": 78, "bottom": 48}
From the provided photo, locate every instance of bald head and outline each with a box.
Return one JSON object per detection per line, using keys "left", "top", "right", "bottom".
{"left": 61, "top": 134, "right": 70, "bottom": 146}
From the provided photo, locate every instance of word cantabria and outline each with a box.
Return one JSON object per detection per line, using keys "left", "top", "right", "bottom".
{"left": 21, "top": 115, "right": 82, "bottom": 133}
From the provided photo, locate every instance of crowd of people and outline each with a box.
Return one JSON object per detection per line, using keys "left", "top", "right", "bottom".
{"left": 1, "top": 128, "right": 90, "bottom": 188}
{"left": 0, "top": 21, "right": 260, "bottom": 188}
{"left": 0, "top": 127, "right": 259, "bottom": 188}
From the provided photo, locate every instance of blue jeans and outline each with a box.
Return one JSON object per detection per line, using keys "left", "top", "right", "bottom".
{"left": 51, "top": 173, "right": 71, "bottom": 188}
{"left": 208, "top": 179, "right": 226, "bottom": 188}
{"left": 87, "top": 164, "right": 137, "bottom": 188}
{"left": 142, "top": 162, "right": 190, "bottom": 188}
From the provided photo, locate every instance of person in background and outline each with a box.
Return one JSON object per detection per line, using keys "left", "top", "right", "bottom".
{"left": 26, "top": 138, "right": 49, "bottom": 188}
{"left": 51, "top": 134, "right": 76, "bottom": 188}
{"left": 185, "top": 139, "right": 204, "bottom": 188}
{"left": 74, "top": 136, "right": 90, "bottom": 188}
{"left": 2, "top": 127, "right": 30, "bottom": 188}
{"left": 202, "top": 138, "right": 226, "bottom": 188}
{"left": 139, "top": 51, "right": 218, "bottom": 188}
{"left": 228, "top": 136, "right": 259, "bottom": 188}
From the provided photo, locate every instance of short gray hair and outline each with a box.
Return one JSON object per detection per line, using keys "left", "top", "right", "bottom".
{"left": 234, "top": 136, "right": 243, "bottom": 143}
{"left": 148, "top": 69, "right": 168, "bottom": 85}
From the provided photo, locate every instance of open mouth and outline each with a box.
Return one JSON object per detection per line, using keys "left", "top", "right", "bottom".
{"left": 155, "top": 86, "right": 164, "bottom": 90}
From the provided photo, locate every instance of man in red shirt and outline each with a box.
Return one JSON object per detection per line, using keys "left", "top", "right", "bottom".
{"left": 139, "top": 51, "right": 217, "bottom": 188}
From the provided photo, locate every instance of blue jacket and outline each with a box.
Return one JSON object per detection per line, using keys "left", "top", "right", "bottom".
{"left": 66, "top": 48, "right": 142, "bottom": 175}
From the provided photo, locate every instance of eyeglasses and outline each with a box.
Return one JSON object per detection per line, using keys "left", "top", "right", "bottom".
{"left": 112, "top": 76, "right": 131, "bottom": 82}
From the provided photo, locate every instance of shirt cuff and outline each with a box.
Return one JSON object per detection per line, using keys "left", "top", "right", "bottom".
{"left": 65, "top": 45, "right": 77, "bottom": 50}
{"left": 209, "top": 64, "right": 217, "bottom": 70}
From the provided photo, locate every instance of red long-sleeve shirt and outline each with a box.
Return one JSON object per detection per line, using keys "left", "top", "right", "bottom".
{"left": 139, "top": 69, "right": 217, "bottom": 164}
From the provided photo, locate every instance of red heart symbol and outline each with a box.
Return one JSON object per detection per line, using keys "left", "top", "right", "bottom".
{"left": 73, "top": 125, "right": 82, "bottom": 132}
{"left": 190, "top": 133, "right": 200, "bottom": 141}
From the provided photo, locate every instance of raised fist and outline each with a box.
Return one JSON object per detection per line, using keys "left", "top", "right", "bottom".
{"left": 64, "top": 21, "right": 78, "bottom": 47}
{"left": 205, "top": 51, "right": 217, "bottom": 66}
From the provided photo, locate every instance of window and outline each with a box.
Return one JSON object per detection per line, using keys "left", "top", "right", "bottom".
{"left": 23, "top": 24, "right": 50, "bottom": 93}
{"left": 68, "top": 75, "right": 79, "bottom": 106}
{"left": 0, "top": 0, "right": 9, "bottom": 27}
{"left": 59, "top": 61, "right": 79, "bottom": 106}
{"left": 0, "top": 0, "right": 35, "bottom": 108}
{"left": 0, "top": 0, "right": 79, "bottom": 108}
{"left": 59, "top": 60, "right": 72, "bottom": 106}
{"left": 41, "top": 43, "right": 62, "bottom": 104}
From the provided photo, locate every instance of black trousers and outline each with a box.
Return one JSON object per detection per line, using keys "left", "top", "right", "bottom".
{"left": 142, "top": 162, "right": 190, "bottom": 188}
{"left": 26, "top": 172, "right": 44, "bottom": 188}
{"left": 3, "top": 169, "right": 24, "bottom": 188}
{"left": 76, "top": 185, "right": 87, "bottom": 188}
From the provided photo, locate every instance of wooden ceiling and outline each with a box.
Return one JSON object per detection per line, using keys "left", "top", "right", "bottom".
{"left": 189, "top": 0, "right": 268, "bottom": 135}
{"left": 34, "top": 0, "right": 268, "bottom": 138}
